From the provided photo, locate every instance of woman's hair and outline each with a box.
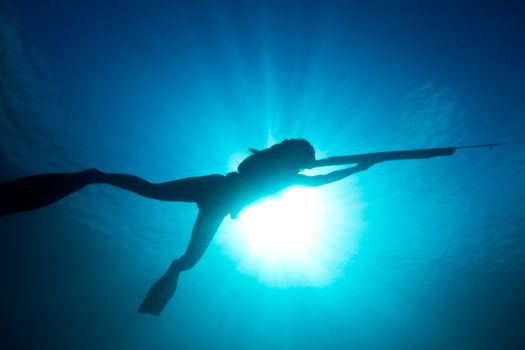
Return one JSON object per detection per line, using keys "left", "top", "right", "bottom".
{"left": 238, "top": 139, "right": 316, "bottom": 174}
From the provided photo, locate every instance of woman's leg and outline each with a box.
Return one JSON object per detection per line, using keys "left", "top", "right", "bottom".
{"left": 175, "top": 208, "right": 226, "bottom": 270}
{"left": 0, "top": 169, "right": 100, "bottom": 216}
{"left": 99, "top": 172, "right": 223, "bottom": 203}
{"left": 138, "top": 207, "right": 226, "bottom": 315}
{"left": 1, "top": 170, "right": 222, "bottom": 216}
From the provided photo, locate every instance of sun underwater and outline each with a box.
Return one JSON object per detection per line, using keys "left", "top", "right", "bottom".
{"left": 217, "top": 167, "right": 366, "bottom": 288}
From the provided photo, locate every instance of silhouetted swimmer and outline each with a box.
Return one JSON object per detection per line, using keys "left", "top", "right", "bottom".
{"left": 0, "top": 139, "right": 374, "bottom": 315}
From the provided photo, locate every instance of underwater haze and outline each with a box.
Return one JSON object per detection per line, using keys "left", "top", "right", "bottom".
{"left": 1, "top": 1, "right": 524, "bottom": 349}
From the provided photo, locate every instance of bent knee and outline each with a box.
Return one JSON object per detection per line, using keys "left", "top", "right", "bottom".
{"left": 176, "top": 255, "right": 200, "bottom": 271}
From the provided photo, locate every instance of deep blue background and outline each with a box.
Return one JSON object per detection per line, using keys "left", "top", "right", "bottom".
{"left": 1, "top": 1, "right": 524, "bottom": 349}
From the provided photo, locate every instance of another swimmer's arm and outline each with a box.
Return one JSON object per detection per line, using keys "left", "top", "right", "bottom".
{"left": 297, "top": 163, "right": 374, "bottom": 187}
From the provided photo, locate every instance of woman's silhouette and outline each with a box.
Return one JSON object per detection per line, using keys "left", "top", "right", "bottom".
{"left": 0, "top": 139, "right": 374, "bottom": 315}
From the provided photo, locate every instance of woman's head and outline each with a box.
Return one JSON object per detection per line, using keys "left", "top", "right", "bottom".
{"left": 269, "top": 139, "right": 316, "bottom": 169}
{"left": 238, "top": 138, "right": 316, "bottom": 174}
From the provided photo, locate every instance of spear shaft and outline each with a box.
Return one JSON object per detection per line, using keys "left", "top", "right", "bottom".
{"left": 309, "top": 144, "right": 500, "bottom": 168}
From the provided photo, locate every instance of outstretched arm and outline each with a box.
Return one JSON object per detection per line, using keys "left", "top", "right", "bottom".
{"left": 297, "top": 162, "right": 375, "bottom": 187}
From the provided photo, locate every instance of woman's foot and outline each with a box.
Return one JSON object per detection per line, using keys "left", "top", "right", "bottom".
{"left": 138, "top": 268, "right": 180, "bottom": 316}
{"left": 83, "top": 168, "right": 104, "bottom": 182}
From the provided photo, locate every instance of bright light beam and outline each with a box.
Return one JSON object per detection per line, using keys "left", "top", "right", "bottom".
{"left": 218, "top": 180, "right": 365, "bottom": 287}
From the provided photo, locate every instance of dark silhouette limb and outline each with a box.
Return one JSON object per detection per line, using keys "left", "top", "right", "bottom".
{"left": 99, "top": 172, "right": 224, "bottom": 203}
{"left": 138, "top": 208, "right": 225, "bottom": 315}
{"left": 0, "top": 169, "right": 100, "bottom": 216}
{"left": 1, "top": 169, "right": 228, "bottom": 315}
{"left": 297, "top": 162, "right": 375, "bottom": 187}
{"left": 0, "top": 170, "right": 224, "bottom": 216}
{"left": 137, "top": 259, "right": 181, "bottom": 316}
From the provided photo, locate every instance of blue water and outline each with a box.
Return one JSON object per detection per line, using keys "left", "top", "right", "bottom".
{"left": 1, "top": 1, "right": 524, "bottom": 349}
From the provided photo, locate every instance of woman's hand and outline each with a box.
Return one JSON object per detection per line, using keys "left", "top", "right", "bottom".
{"left": 298, "top": 161, "right": 377, "bottom": 187}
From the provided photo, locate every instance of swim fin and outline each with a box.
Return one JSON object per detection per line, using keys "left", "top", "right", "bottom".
{"left": 138, "top": 262, "right": 180, "bottom": 316}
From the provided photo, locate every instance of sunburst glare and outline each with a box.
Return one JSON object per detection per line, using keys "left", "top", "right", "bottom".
{"left": 218, "top": 179, "right": 365, "bottom": 287}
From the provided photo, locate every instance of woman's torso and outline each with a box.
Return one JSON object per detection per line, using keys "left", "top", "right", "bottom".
{"left": 224, "top": 170, "right": 300, "bottom": 218}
